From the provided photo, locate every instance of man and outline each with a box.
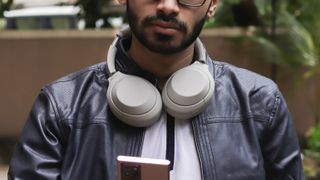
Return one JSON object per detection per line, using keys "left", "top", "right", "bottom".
{"left": 8, "top": 0, "right": 305, "bottom": 179}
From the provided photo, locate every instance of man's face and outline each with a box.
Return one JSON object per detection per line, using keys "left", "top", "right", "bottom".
{"left": 127, "top": 0, "right": 216, "bottom": 54}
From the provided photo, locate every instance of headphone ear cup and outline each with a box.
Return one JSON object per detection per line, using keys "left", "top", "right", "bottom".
{"left": 107, "top": 72, "right": 162, "bottom": 127}
{"left": 162, "top": 62, "right": 214, "bottom": 119}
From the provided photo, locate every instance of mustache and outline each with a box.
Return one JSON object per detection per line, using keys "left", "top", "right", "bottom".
{"left": 143, "top": 13, "right": 188, "bottom": 33}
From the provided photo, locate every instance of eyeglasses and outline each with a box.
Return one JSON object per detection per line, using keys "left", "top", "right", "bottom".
{"left": 178, "top": 0, "right": 207, "bottom": 7}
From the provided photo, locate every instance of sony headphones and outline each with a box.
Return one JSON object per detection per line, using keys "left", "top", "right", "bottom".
{"left": 106, "top": 28, "right": 214, "bottom": 127}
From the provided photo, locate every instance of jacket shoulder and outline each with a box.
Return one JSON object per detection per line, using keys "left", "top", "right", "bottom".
{"left": 209, "top": 59, "right": 283, "bottom": 123}
{"left": 212, "top": 60, "right": 277, "bottom": 92}
{"left": 42, "top": 61, "right": 108, "bottom": 122}
{"left": 47, "top": 61, "right": 107, "bottom": 86}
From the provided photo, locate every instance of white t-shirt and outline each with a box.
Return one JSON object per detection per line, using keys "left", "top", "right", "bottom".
{"left": 141, "top": 111, "right": 202, "bottom": 180}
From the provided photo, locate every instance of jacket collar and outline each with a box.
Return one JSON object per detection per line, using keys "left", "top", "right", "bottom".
{"left": 113, "top": 36, "right": 160, "bottom": 87}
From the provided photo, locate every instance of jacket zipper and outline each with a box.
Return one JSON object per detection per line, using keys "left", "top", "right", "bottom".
{"left": 131, "top": 78, "right": 160, "bottom": 157}
{"left": 137, "top": 130, "right": 145, "bottom": 156}
{"left": 191, "top": 119, "right": 205, "bottom": 180}
{"left": 133, "top": 78, "right": 160, "bottom": 156}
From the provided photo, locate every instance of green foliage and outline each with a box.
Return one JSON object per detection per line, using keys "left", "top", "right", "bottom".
{"left": 305, "top": 123, "right": 320, "bottom": 162}
{"left": 275, "top": 0, "right": 319, "bottom": 75}
{"left": 206, "top": 0, "right": 320, "bottom": 77}
{"left": 293, "top": 0, "right": 320, "bottom": 77}
{"left": 0, "top": 0, "right": 12, "bottom": 18}
{"left": 275, "top": 11, "right": 317, "bottom": 67}
{"left": 303, "top": 122, "right": 320, "bottom": 179}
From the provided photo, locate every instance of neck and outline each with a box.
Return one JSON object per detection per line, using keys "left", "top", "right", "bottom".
{"left": 128, "top": 35, "right": 195, "bottom": 87}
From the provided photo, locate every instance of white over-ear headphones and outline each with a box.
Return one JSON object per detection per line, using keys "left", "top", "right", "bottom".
{"left": 106, "top": 29, "right": 214, "bottom": 127}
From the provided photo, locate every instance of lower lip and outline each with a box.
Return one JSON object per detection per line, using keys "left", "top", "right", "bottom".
{"left": 152, "top": 25, "right": 179, "bottom": 35}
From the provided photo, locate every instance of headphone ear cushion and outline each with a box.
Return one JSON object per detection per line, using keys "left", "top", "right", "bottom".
{"left": 162, "top": 62, "right": 214, "bottom": 119}
{"left": 107, "top": 72, "right": 162, "bottom": 127}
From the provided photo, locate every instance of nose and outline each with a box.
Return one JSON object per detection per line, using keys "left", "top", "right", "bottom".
{"left": 156, "top": 0, "right": 180, "bottom": 17}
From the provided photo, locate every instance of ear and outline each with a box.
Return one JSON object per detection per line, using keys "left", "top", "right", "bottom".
{"left": 207, "top": 0, "right": 218, "bottom": 18}
{"left": 116, "top": 0, "right": 127, "bottom": 5}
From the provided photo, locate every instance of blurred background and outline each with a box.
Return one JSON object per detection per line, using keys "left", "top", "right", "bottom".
{"left": 0, "top": 0, "right": 319, "bottom": 179}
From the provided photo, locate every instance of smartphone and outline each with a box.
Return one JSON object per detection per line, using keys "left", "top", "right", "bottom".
{"left": 117, "top": 155, "right": 170, "bottom": 180}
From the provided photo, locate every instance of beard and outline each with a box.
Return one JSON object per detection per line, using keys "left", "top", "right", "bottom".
{"left": 127, "top": 2, "right": 208, "bottom": 55}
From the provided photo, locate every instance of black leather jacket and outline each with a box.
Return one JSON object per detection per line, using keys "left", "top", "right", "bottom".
{"left": 8, "top": 38, "right": 304, "bottom": 180}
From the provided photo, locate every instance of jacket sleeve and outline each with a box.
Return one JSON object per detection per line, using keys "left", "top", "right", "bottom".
{"left": 263, "top": 90, "right": 305, "bottom": 180}
{"left": 8, "top": 89, "right": 65, "bottom": 180}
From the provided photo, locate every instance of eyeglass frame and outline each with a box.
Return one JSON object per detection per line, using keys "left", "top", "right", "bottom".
{"left": 177, "top": 0, "right": 207, "bottom": 7}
